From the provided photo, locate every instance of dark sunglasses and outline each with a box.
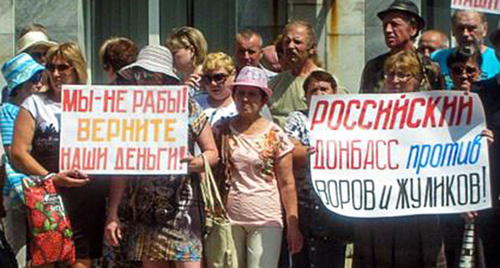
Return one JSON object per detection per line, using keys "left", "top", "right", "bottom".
{"left": 46, "top": 63, "right": 72, "bottom": 72}
{"left": 450, "top": 65, "right": 479, "bottom": 76}
{"left": 29, "top": 72, "right": 43, "bottom": 84}
{"left": 202, "top": 73, "right": 228, "bottom": 84}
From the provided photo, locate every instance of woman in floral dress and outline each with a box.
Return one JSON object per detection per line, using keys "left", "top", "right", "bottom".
{"left": 213, "top": 66, "right": 302, "bottom": 268}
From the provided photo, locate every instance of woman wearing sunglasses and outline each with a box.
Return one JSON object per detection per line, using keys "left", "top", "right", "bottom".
{"left": 0, "top": 52, "right": 44, "bottom": 266}
{"left": 10, "top": 42, "right": 107, "bottom": 268}
{"left": 447, "top": 45, "right": 482, "bottom": 92}
{"left": 195, "top": 52, "right": 237, "bottom": 126}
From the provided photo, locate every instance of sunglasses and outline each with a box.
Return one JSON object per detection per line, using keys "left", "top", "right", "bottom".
{"left": 450, "top": 65, "right": 479, "bottom": 76}
{"left": 202, "top": 73, "right": 228, "bottom": 84}
{"left": 29, "top": 72, "right": 43, "bottom": 84}
{"left": 46, "top": 63, "right": 72, "bottom": 72}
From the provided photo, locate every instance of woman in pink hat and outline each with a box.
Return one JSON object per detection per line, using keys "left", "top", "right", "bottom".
{"left": 213, "top": 66, "right": 303, "bottom": 268}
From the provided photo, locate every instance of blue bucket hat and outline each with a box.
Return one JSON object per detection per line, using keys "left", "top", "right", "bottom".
{"left": 2, "top": 53, "right": 45, "bottom": 95}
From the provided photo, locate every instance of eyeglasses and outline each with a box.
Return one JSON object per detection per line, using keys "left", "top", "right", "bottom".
{"left": 450, "top": 65, "right": 479, "bottom": 76}
{"left": 202, "top": 73, "right": 228, "bottom": 84}
{"left": 29, "top": 72, "right": 43, "bottom": 84}
{"left": 384, "top": 72, "right": 413, "bottom": 82}
{"left": 46, "top": 63, "right": 72, "bottom": 73}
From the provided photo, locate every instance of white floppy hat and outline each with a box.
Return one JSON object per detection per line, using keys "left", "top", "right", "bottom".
{"left": 17, "top": 31, "right": 57, "bottom": 54}
{"left": 119, "top": 45, "right": 179, "bottom": 81}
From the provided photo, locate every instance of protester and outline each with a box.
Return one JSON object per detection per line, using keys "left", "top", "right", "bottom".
{"left": 261, "top": 44, "right": 282, "bottom": 73}
{"left": 360, "top": 0, "right": 444, "bottom": 93}
{"left": 104, "top": 45, "right": 218, "bottom": 268}
{"left": 234, "top": 29, "right": 276, "bottom": 78}
{"left": 10, "top": 42, "right": 105, "bottom": 268}
{"left": 1, "top": 53, "right": 44, "bottom": 267}
{"left": 418, "top": 29, "right": 450, "bottom": 58}
{"left": 441, "top": 43, "right": 485, "bottom": 263}
{"left": 196, "top": 52, "right": 237, "bottom": 125}
{"left": 166, "top": 26, "right": 207, "bottom": 95}
{"left": 17, "top": 24, "right": 57, "bottom": 64}
{"left": 213, "top": 66, "right": 302, "bottom": 268}
{"left": 469, "top": 28, "right": 500, "bottom": 267}
{"left": 284, "top": 70, "right": 351, "bottom": 268}
{"left": 447, "top": 44, "right": 482, "bottom": 91}
{"left": 99, "top": 37, "right": 139, "bottom": 83}
{"left": 354, "top": 50, "right": 447, "bottom": 268}
{"left": 269, "top": 20, "right": 345, "bottom": 128}
{"left": 432, "top": 10, "right": 500, "bottom": 88}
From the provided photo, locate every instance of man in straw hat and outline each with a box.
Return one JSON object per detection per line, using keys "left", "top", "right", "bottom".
{"left": 360, "top": 0, "right": 444, "bottom": 93}
{"left": 432, "top": 10, "right": 500, "bottom": 89}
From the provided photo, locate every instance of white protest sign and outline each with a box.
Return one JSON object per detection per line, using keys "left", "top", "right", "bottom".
{"left": 60, "top": 85, "right": 189, "bottom": 175}
{"left": 452, "top": 0, "right": 500, "bottom": 15}
{"left": 309, "top": 91, "right": 491, "bottom": 218}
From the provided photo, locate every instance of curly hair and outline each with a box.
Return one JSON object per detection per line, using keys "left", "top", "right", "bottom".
{"left": 202, "top": 52, "right": 235, "bottom": 74}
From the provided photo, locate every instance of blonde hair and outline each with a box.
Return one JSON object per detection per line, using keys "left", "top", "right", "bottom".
{"left": 202, "top": 52, "right": 235, "bottom": 74}
{"left": 46, "top": 42, "right": 87, "bottom": 84}
{"left": 165, "top": 26, "right": 207, "bottom": 66}
{"left": 383, "top": 50, "right": 423, "bottom": 80}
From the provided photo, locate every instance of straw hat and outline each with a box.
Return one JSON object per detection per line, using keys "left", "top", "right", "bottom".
{"left": 231, "top": 66, "right": 272, "bottom": 98}
{"left": 119, "top": 45, "right": 179, "bottom": 81}
{"left": 2, "top": 53, "right": 45, "bottom": 95}
{"left": 17, "top": 31, "right": 57, "bottom": 53}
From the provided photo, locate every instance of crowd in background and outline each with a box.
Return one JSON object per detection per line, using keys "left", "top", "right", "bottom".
{"left": 2, "top": 0, "right": 500, "bottom": 267}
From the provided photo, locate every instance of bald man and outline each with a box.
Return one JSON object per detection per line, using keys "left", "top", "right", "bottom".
{"left": 418, "top": 29, "right": 449, "bottom": 58}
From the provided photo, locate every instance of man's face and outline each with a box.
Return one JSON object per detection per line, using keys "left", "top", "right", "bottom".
{"left": 282, "top": 25, "right": 314, "bottom": 67}
{"left": 382, "top": 12, "right": 417, "bottom": 51}
{"left": 452, "top": 12, "right": 487, "bottom": 47}
{"left": 234, "top": 35, "right": 262, "bottom": 68}
{"left": 418, "top": 32, "right": 445, "bottom": 57}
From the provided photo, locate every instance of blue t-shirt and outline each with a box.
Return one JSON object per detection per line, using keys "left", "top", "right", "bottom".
{"left": 0, "top": 102, "right": 27, "bottom": 207}
{"left": 0, "top": 103, "right": 20, "bottom": 146}
{"left": 431, "top": 46, "right": 500, "bottom": 89}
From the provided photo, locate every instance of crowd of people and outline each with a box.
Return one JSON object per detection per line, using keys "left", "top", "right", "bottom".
{"left": 2, "top": 0, "right": 500, "bottom": 267}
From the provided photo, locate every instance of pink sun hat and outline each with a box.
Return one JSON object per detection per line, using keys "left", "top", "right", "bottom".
{"left": 231, "top": 66, "right": 272, "bottom": 98}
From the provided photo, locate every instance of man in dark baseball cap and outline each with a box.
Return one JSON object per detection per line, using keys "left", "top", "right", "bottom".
{"left": 359, "top": 1, "right": 444, "bottom": 93}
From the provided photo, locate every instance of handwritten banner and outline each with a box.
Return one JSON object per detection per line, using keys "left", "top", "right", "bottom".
{"left": 452, "top": 0, "right": 500, "bottom": 15}
{"left": 309, "top": 91, "right": 491, "bottom": 218}
{"left": 60, "top": 85, "right": 189, "bottom": 175}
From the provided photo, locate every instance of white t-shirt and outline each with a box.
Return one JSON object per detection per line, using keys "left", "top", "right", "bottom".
{"left": 22, "top": 93, "right": 61, "bottom": 172}
{"left": 195, "top": 93, "right": 237, "bottom": 126}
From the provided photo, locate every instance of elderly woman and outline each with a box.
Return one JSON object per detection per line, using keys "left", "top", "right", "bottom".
{"left": 213, "top": 66, "right": 302, "bottom": 268}
{"left": 195, "top": 52, "right": 237, "bottom": 125}
{"left": 165, "top": 26, "right": 207, "bottom": 95}
{"left": 353, "top": 50, "right": 447, "bottom": 268}
{"left": 99, "top": 37, "right": 139, "bottom": 83}
{"left": 10, "top": 42, "right": 105, "bottom": 268}
{"left": 104, "top": 45, "right": 218, "bottom": 268}
{"left": 447, "top": 45, "right": 482, "bottom": 91}
{"left": 1, "top": 52, "right": 45, "bottom": 266}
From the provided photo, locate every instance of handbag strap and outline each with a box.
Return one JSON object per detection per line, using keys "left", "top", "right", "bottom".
{"left": 201, "top": 154, "right": 228, "bottom": 217}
